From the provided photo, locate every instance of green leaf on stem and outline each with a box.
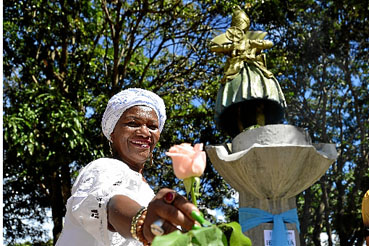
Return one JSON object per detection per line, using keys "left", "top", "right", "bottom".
{"left": 193, "top": 177, "right": 201, "bottom": 198}
{"left": 183, "top": 176, "right": 201, "bottom": 207}
{"left": 151, "top": 230, "right": 191, "bottom": 246}
{"left": 151, "top": 214, "right": 252, "bottom": 246}
{"left": 183, "top": 177, "right": 193, "bottom": 200}
{"left": 191, "top": 225, "right": 227, "bottom": 246}
{"left": 152, "top": 225, "right": 227, "bottom": 246}
{"left": 219, "top": 222, "right": 252, "bottom": 246}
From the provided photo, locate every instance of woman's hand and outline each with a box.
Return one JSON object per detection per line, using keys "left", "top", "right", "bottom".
{"left": 143, "top": 188, "right": 199, "bottom": 242}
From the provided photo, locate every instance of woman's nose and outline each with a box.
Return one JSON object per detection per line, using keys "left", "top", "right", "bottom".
{"left": 137, "top": 125, "right": 150, "bottom": 136}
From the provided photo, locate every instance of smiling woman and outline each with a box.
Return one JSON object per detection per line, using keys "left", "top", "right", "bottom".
{"left": 55, "top": 88, "right": 200, "bottom": 246}
{"left": 110, "top": 106, "right": 161, "bottom": 171}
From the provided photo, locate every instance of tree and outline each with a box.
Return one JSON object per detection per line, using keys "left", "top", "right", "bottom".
{"left": 4, "top": 0, "right": 107, "bottom": 242}
{"left": 3, "top": 0, "right": 234, "bottom": 244}
{"left": 254, "top": 0, "right": 369, "bottom": 245}
{"left": 4, "top": 0, "right": 368, "bottom": 245}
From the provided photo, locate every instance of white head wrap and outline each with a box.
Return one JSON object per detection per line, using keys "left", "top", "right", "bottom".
{"left": 102, "top": 88, "right": 166, "bottom": 142}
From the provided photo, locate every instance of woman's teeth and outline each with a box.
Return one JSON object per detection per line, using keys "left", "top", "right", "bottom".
{"left": 132, "top": 141, "right": 149, "bottom": 148}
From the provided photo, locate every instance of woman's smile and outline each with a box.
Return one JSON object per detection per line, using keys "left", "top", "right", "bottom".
{"left": 130, "top": 139, "right": 151, "bottom": 149}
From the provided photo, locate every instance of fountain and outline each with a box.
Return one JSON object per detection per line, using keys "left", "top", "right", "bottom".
{"left": 206, "top": 6, "right": 337, "bottom": 246}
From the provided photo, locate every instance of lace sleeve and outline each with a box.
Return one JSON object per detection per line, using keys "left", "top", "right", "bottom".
{"left": 66, "top": 158, "right": 154, "bottom": 245}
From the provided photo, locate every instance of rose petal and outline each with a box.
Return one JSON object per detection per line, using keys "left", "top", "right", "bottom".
{"left": 191, "top": 151, "right": 206, "bottom": 176}
{"left": 170, "top": 155, "right": 193, "bottom": 179}
{"left": 175, "top": 144, "right": 196, "bottom": 155}
{"left": 166, "top": 143, "right": 207, "bottom": 179}
{"left": 193, "top": 143, "right": 203, "bottom": 152}
{"left": 168, "top": 143, "right": 195, "bottom": 157}
{"left": 165, "top": 152, "right": 186, "bottom": 158}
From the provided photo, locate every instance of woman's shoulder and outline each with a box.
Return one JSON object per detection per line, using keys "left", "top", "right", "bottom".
{"left": 71, "top": 158, "right": 146, "bottom": 195}
{"left": 82, "top": 157, "right": 131, "bottom": 172}
{"left": 88, "top": 157, "right": 125, "bottom": 165}
{"left": 75, "top": 158, "right": 136, "bottom": 182}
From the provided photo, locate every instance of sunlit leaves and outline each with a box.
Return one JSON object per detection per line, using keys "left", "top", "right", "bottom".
{"left": 4, "top": 0, "right": 368, "bottom": 245}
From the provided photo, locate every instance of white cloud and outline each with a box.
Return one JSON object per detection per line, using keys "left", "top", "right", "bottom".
{"left": 207, "top": 208, "right": 217, "bottom": 217}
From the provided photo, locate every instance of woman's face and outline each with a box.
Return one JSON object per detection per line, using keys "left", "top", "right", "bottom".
{"left": 110, "top": 105, "right": 160, "bottom": 171}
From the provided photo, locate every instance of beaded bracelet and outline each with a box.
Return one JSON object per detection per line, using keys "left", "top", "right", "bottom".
{"left": 136, "top": 209, "right": 150, "bottom": 245}
{"left": 130, "top": 207, "right": 151, "bottom": 245}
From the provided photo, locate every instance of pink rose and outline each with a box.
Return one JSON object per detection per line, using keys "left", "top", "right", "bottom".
{"left": 166, "top": 143, "right": 206, "bottom": 179}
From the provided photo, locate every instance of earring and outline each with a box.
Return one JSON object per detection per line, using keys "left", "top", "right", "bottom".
{"left": 149, "top": 152, "right": 153, "bottom": 167}
{"left": 109, "top": 142, "right": 113, "bottom": 156}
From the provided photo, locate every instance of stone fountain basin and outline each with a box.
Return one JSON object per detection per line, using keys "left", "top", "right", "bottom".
{"left": 206, "top": 125, "right": 337, "bottom": 199}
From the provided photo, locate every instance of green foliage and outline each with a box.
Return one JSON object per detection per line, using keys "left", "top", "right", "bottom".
{"left": 9, "top": 239, "right": 53, "bottom": 246}
{"left": 152, "top": 230, "right": 192, "bottom": 246}
{"left": 3, "top": 0, "right": 229, "bottom": 244}
{"left": 153, "top": 226, "right": 226, "bottom": 246}
{"left": 256, "top": 0, "right": 369, "bottom": 245}
{"left": 152, "top": 222, "right": 251, "bottom": 246}
{"left": 219, "top": 222, "right": 252, "bottom": 246}
{"left": 3, "top": 0, "right": 368, "bottom": 245}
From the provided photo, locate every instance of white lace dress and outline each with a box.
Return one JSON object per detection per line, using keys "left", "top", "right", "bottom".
{"left": 56, "top": 158, "right": 155, "bottom": 246}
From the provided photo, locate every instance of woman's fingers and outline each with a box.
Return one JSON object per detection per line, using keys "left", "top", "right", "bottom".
{"left": 158, "top": 189, "right": 199, "bottom": 230}
{"left": 143, "top": 188, "right": 200, "bottom": 242}
{"left": 146, "top": 216, "right": 178, "bottom": 240}
{"left": 163, "top": 191, "right": 176, "bottom": 203}
{"left": 156, "top": 202, "right": 195, "bottom": 231}
{"left": 144, "top": 202, "right": 179, "bottom": 241}
{"left": 159, "top": 189, "right": 199, "bottom": 217}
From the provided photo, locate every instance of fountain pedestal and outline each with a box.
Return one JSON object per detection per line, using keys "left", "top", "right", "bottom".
{"left": 206, "top": 125, "right": 337, "bottom": 246}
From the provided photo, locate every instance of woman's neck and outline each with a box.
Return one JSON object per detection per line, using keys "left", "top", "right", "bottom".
{"left": 112, "top": 153, "right": 144, "bottom": 173}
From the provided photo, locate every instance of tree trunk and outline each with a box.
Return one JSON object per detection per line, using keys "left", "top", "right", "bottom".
{"left": 321, "top": 178, "right": 333, "bottom": 246}
{"left": 49, "top": 169, "right": 66, "bottom": 245}
{"left": 300, "top": 187, "right": 313, "bottom": 246}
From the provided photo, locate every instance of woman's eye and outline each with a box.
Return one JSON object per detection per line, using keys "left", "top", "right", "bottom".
{"left": 126, "top": 122, "right": 139, "bottom": 127}
{"left": 148, "top": 125, "right": 158, "bottom": 130}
